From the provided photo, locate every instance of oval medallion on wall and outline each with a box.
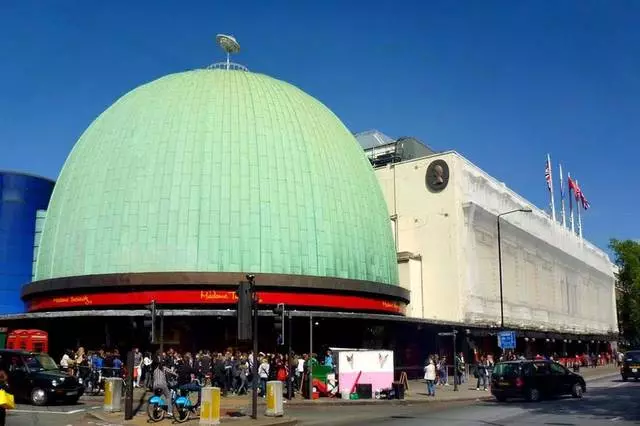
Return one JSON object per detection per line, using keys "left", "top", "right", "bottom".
{"left": 425, "top": 159, "right": 450, "bottom": 193}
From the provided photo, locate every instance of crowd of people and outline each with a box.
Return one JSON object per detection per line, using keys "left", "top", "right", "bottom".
{"left": 57, "top": 345, "right": 336, "bottom": 413}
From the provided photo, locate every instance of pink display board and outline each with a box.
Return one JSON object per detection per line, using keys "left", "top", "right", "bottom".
{"left": 337, "top": 350, "right": 394, "bottom": 397}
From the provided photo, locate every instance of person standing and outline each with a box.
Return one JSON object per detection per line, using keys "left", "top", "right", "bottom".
{"left": 258, "top": 358, "right": 270, "bottom": 398}
{"left": 176, "top": 358, "right": 201, "bottom": 408}
{"left": 476, "top": 356, "right": 488, "bottom": 391}
{"left": 60, "top": 350, "right": 72, "bottom": 373}
{"left": 133, "top": 348, "right": 142, "bottom": 388}
{"left": 143, "top": 353, "right": 153, "bottom": 390}
{"left": 152, "top": 361, "right": 175, "bottom": 419}
{"left": 424, "top": 357, "right": 436, "bottom": 397}
{"left": 455, "top": 352, "right": 465, "bottom": 386}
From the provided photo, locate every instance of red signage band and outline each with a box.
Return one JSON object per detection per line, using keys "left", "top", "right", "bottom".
{"left": 26, "top": 289, "right": 406, "bottom": 315}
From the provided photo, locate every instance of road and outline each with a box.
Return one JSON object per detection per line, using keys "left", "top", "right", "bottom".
{"left": 4, "top": 397, "right": 103, "bottom": 425}
{"left": 4, "top": 375, "right": 636, "bottom": 425}
{"left": 290, "top": 375, "right": 639, "bottom": 426}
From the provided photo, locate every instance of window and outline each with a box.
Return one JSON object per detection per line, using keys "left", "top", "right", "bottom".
{"left": 24, "top": 354, "right": 58, "bottom": 371}
{"left": 550, "top": 363, "right": 567, "bottom": 375}
{"left": 625, "top": 352, "right": 640, "bottom": 363}
{"left": 531, "top": 362, "right": 550, "bottom": 376}
{"left": 9, "top": 356, "right": 26, "bottom": 373}
{"left": 492, "top": 363, "right": 521, "bottom": 378}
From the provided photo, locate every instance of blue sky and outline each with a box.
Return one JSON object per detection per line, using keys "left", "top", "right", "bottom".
{"left": 0, "top": 0, "right": 638, "bottom": 250}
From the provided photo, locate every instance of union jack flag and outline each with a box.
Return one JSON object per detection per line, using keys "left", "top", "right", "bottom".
{"left": 581, "top": 196, "right": 590, "bottom": 210}
{"left": 545, "top": 158, "right": 552, "bottom": 191}
{"left": 571, "top": 178, "right": 590, "bottom": 210}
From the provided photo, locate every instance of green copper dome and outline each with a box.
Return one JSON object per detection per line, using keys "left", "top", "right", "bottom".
{"left": 35, "top": 69, "right": 398, "bottom": 285}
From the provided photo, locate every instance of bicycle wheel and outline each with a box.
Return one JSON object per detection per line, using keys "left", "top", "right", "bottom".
{"left": 173, "top": 403, "right": 191, "bottom": 423}
{"left": 147, "top": 402, "right": 165, "bottom": 422}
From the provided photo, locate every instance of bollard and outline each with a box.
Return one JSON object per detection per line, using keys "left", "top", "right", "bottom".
{"left": 103, "top": 377, "right": 123, "bottom": 412}
{"left": 265, "top": 381, "right": 284, "bottom": 417}
{"left": 199, "top": 386, "right": 221, "bottom": 425}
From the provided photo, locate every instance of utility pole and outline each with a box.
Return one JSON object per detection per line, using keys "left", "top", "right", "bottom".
{"left": 452, "top": 329, "right": 458, "bottom": 392}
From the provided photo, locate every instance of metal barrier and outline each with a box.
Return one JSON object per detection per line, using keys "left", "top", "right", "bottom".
{"left": 395, "top": 364, "right": 471, "bottom": 381}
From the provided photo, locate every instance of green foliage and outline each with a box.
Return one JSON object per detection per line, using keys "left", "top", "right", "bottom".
{"left": 610, "top": 239, "right": 640, "bottom": 346}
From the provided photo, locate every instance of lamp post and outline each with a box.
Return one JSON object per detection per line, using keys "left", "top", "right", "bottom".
{"left": 497, "top": 207, "right": 532, "bottom": 329}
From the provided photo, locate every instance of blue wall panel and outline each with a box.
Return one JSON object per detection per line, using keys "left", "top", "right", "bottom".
{"left": 0, "top": 172, "right": 54, "bottom": 314}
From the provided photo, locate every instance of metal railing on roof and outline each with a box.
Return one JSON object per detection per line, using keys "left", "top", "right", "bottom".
{"left": 206, "top": 62, "right": 249, "bottom": 71}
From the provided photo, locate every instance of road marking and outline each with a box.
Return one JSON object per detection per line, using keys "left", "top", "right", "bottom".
{"left": 610, "top": 382, "right": 629, "bottom": 388}
{"left": 611, "top": 416, "right": 621, "bottom": 421}
{"left": 10, "top": 408, "right": 88, "bottom": 415}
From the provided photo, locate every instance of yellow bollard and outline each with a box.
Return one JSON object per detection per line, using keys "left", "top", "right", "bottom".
{"left": 265, "top": 381, "right": 284, "bottom": 417}
{"left": 103, "top": 377, "right": 122, "bottom": 412}
{"left": 199, "top": 386, "right": 220, "bottom": 425}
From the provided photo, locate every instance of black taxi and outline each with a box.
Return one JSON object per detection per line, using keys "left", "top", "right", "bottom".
{"left": 621, "top": 350, "right": 640, "bottom": 381}
{"left": 491, "top": 359, "right": 586, "bottom": 402}
{"left": 0, "top": 349, "right": 84, "bottom": 405}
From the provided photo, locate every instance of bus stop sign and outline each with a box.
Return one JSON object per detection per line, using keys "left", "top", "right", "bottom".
{"left": 498, "top": 331, "right": 516, "bottom": 349}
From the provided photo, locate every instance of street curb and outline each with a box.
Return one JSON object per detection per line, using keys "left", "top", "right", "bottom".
{"left": 84, "top": 410, "right": 123, "bottom": 424}
{"left": 82, "top": 372, "right": 617, "bottom": 423}
{"left": 84, "top": 409, "right": 299, "bottom": 425}
{"left": 280, "top": 395, "right": 492, "bottom": 407}
{"left": 278, "top": 371, "right": 619, "bottom": 408}
{"left": 584, "top": 372, "right": 619, "bottom": 382}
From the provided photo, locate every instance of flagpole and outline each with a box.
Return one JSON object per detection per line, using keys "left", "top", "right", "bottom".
{"left": 576, "top": 179, "right": 583, "bottom": 239}
{"left": 568, "top": 172, "right": 575, "bottom": 234}
{"left": 547, "top": 154, "right": 557, "bottom": 222}
{"left": 559, "top": 163, "right": 566, "bottom": 228}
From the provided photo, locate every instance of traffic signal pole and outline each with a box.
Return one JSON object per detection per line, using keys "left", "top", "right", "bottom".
{"left": 124, "top": 350, "right": 134, "bottom": 420}
{"left": 250, "top": 276, "right": 258, "bottom": 420}
{"left": 287, "top": 311, "right": 293, "bottom": 400}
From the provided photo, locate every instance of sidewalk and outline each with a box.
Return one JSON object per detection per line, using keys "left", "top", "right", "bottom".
{"left": 85, "top": 364, "right": 619, "bottom": 425}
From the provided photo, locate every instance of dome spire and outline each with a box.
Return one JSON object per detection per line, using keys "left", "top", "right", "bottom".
{"left": 207, "top": 34, "right": 248, "bottom": 71}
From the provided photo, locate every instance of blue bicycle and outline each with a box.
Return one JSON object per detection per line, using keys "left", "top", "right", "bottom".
{"left": 147, "top": 387, "right": 198, "bottom": 423}
{"left": 173, "top": 388, "right": 199, "bottom": 423}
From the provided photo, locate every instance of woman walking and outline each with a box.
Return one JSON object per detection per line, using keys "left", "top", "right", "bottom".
{"left": 476, "top": 356, "right": 489, "bottom": 391}
{"left": 424, "top": 357, "right": 436, "bottom": 397}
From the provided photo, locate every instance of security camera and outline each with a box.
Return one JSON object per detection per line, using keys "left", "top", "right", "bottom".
{"left": 246, "top": 274, "right": 255, "bottom": 281}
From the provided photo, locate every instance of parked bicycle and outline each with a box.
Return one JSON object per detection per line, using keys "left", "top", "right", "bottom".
{"left": 147, "top": 386, "right": 198, "bottom": 423}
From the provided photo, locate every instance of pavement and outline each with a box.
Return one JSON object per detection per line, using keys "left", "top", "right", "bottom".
{"left": 3, "top": 364, "right": 620, "bottom": 425}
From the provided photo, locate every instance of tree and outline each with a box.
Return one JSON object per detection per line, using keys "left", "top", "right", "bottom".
{"left": 610, "top": 239, "right": 640, "bottom": 347}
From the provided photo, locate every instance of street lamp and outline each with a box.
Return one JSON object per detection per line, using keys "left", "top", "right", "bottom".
{"left": 497, "top": 207, "right": 532, "bottom": 329}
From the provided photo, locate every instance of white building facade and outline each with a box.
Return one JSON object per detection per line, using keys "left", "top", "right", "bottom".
{"left": 375, "top": 151, "right": 618, "bottom": 338}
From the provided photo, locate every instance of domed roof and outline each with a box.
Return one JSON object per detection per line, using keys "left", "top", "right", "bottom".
{"left": 35, "top": 69, "right": 398, "bottom": 286}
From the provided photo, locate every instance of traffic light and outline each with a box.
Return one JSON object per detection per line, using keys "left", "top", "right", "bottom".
{"left": 143, "top": 300, "right": 157, "bottom": 343}
{"left": 237, "top": 281, "right": 253, "bottom": 341}
{"left": 273, "top": 303, "right": 285, "bottom": 346}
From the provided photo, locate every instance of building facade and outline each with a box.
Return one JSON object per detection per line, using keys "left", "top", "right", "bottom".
{"left": 0, "top": 172, "right": 54, "bottom": 314}
{"left": 374, "top": 150, "right": 618, "bottom": 339}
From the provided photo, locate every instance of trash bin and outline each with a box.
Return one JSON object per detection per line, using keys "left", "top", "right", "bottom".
{"left": 265, "top": 381, "right": 284, "bottom": 417}
{"left": 392, "top": 382, "right": 405, "bottom": 400}
{"left": 103, "top": 377, "right": 123, "bottom": 412}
